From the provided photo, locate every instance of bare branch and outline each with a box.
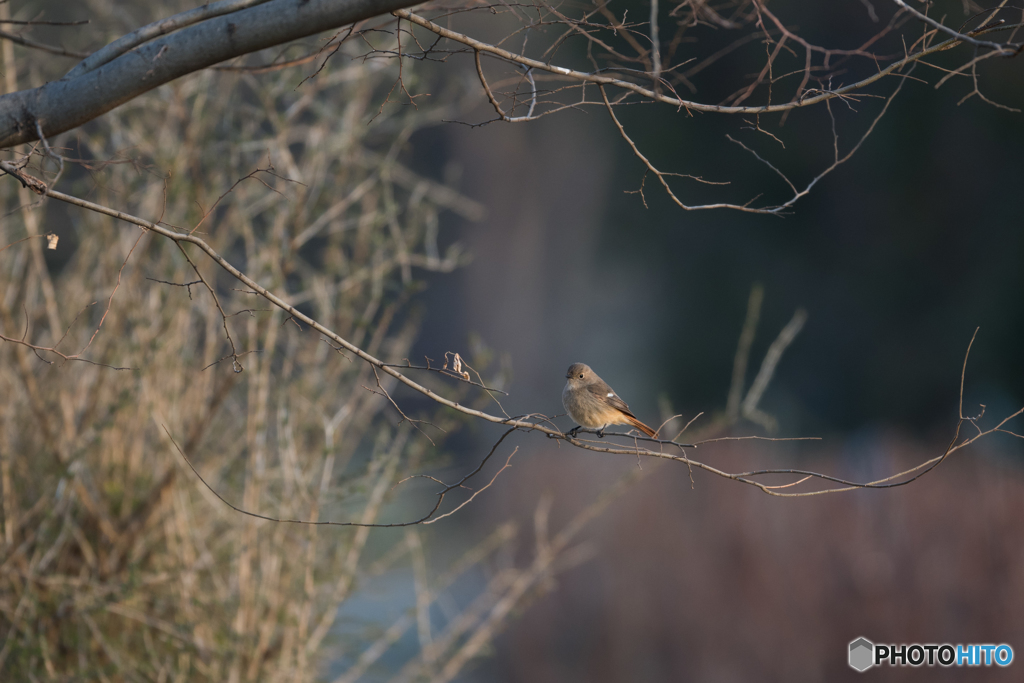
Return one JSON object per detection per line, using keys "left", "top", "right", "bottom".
{"left": 892, "top": 0, "right": 1022, "bottom": 56}
{"left": 3, "top": 164, "right": 1013, "bottom": 509}
{"left": 394, "top": 9, "right": 1022, "bottom": 116}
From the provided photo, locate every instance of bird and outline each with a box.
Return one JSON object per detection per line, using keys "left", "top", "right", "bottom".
{"left": 562, "top": 362, "right": 657, "bottom": 438}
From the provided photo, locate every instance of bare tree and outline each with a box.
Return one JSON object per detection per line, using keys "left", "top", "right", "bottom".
{"left": 1, "top": 0, "right": 1022, "bottom": 680}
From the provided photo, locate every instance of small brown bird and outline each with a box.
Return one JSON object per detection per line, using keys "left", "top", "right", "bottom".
{"left": 562, "top": 363, "right": 657, "bottom": 438}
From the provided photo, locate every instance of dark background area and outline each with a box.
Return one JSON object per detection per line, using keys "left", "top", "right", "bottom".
{"left": 411, "top": 20, "right": 1023, "bottom": 440}
{"left": 397, "top": 1, "right": 1024, "bottom": 680}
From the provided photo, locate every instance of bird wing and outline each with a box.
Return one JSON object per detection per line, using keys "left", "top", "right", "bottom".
{"left": 586, "top": 381, "right": 636, "bottom": 418}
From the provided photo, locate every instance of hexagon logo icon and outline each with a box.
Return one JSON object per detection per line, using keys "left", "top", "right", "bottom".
{"left": 849, "top": 637, "right": 874, "bottom": 672}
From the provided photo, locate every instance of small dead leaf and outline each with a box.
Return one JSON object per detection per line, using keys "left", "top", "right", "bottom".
{"left": 45, "top": 233, "right": 59, "bottom": 250}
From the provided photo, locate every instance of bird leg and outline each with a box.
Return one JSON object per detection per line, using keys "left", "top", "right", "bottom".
{"left": 567, "top": 426, "right": 580, "bottom": 438}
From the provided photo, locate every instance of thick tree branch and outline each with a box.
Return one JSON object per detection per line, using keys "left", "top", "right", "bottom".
{"left": 0, "top": 0, "right": 421, "bottom": 149}
{"left": 65, "top": 0, "right": 278, "bottom": 78}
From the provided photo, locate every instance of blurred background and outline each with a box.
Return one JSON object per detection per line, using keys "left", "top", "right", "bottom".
{"left": 2, "top": 0, "right": 1023, "bottom": 681}
{"left": 400, "top": 2, "right": 1024, "bottom": 680}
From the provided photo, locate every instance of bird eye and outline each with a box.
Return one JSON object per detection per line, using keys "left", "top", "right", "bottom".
{"left": 578, "top": 373, "right": 584, "bottom": 379}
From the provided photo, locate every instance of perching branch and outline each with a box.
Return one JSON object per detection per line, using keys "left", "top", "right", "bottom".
{"left": 3, "top": 161, "right": 1017, "bottom": 523}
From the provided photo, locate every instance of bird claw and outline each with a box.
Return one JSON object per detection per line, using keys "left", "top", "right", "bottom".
{"left": 567, "top": 426, "right": 580, "bottom": 438}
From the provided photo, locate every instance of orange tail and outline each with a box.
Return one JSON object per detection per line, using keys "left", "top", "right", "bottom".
{"left": 625, "top": 415, "right": 657, "bottom": 438}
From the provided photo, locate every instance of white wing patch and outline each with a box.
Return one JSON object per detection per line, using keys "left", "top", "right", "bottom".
{"left": 607, "top": 392, "right": 614, "bottom": 397}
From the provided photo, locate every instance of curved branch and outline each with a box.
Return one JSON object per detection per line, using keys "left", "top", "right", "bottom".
{"left": 0, "top": 0, "right": 421, "bottom": 149}
{"left": 0, "top": 159, "right": 545, "bottom": 434}
{"left": 3, "top": 162, "right": 1017, "bottom": 510}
